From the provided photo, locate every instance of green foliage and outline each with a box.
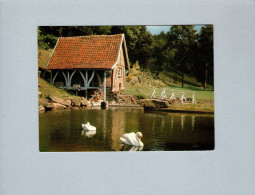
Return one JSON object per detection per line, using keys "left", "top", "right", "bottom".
{"left": 196, "top": 25, "right": 214, "bottom": 87}
{"left": 38, "top": 25, "right": 214, "bottom": 89}
{"left": 38, "top": 28, "right": 58, "bottom": 50}
{"left": 126, "top": 61, "right": 141, "bottom": 83}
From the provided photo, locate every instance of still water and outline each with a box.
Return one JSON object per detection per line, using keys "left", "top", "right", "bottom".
{"left": 39, "top": 108, "right": 214, "bottom": 152}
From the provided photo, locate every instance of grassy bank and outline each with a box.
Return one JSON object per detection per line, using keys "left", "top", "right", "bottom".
{"left": 38, "top": 77, "right": 81, "bottom": 101}
{"left": 38, "top": 48, "right": 214, "bottom": 112}
{"left": 122, "top": 70, "right": 214, "bottom": 102}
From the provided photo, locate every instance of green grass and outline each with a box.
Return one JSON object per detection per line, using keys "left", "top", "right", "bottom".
{"left": 38, "top": 78, "right": 80, "bottom": 101}
{"left": 123, "top": 70, "right": 214, "bottom": 102}
{"left": 38, "top": 48, "right": 53, "bottom": 69}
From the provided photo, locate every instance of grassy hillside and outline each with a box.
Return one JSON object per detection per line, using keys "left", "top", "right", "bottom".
{"left": 38, "top": 48, "right": 53, "bottom": 69}
{"left": 123, "top": 67, "right": 214, "bottom": 102}
{"left": 38, "top": 77, "right": 80, "bottom": 101}
{"left": 38, "top": 49, "right": 214, "bottom": 104}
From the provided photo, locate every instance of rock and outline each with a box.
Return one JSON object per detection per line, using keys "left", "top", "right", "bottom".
{"left": 71, "top": 99, "right": 80, "bottom": 107}
{"left": 48, "top": 95, "right": 71, "bottom": 107}
{"left": 171, "top": 99, "right": 181, "bottom": 104}
{"left": 65, "top": 100, "right": 71, "bottom": 106}
{"left": 39, "top": 98, "right": 49, "bottom": 107}
{"left": 52, "top": 103, "right": 66, "bottom": 110}
{"left": 45, "top": 103, "right": 55, "bottom": 111}
{"left": 39, "top": 105, "right": 45, "bottom": 111}
{"left": 48, "top": 95, "right": 65, "bottom": 104}
{"left": 80, "top": 99, "right": 88, "bottom": 107}
{"left": 140, "top": 99, "right": 170, "bottom": 108}
{"left": 71, "top": 107, "right": 79, "bottom": 110}
{"left": 38, "top": 92, "right": 42, "bottom": 98}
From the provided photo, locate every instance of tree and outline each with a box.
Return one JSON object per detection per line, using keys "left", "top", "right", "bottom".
{"left": 166, "top": 25, "right": 198, "bottom": 87}
{"left": 111, "top": 26, "right": 153, "bottom": 68}
{"left": 149, "top": 31, "right": 168, "bottom": 74}
{"left": 197, "top": 25, "right": 213, "bottom": 89}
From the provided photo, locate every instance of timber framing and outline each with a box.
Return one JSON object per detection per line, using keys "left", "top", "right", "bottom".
{"left": 46, "top": 34, "right": 130, "bottom": 100}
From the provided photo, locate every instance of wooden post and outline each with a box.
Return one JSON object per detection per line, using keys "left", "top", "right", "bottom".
{"left": 85, "top": 70, "right": 88, "bottom": 99}
{"left": 87, "top": 70, "right": 95, "bottom": 87}
{"left": 67, "top": 71, "right": 70, "bottom": 86}
{"left": 104, "top": 71, "right": 106, "bottom": 101}
{"left": 79, "top": 70, "right": 86, "bottom": 87}
{"left": 52, "top": 71, "right": 59, "bottom": 85}
{"left": 62, "top": 71, "right": 68, "bottom": 87}
{"left": 69, "top": 70, "right": 76, "bottom": 87}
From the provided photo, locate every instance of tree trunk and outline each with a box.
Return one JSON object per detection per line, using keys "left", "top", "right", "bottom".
{"left": 204, "top": 63, "right": 208, "bottom": 90}
{"left": 181, "top": 72, "right": 184, "bottom": 88}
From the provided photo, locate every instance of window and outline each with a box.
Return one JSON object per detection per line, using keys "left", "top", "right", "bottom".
{"left": 118, "top": 68, "right": 122, "bottom": 77}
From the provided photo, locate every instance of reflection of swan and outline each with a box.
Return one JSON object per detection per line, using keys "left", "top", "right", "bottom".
{"left": 121, "top": 144, "right": 144, "bottom": 151}
{"left": 81, "top": 130, "right": 96, "bottom": 138}
{"left": 120, "top": 132, "right": 144, "bottom": 147}
{"left": 82, "top": 122, "right": 96, "bottom": 131}
{"left": 129, "top": 145, "right": 143, "bottom": 151}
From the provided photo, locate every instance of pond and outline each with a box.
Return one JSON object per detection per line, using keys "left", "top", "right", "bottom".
{"left": 39, "top": 107, "right": 214, "bottom": 152}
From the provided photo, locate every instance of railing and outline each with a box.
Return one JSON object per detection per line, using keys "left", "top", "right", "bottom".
{"left": 150, "top": 88, "right": 196, "bottom": 104}
{"left": 90, "top": 89, "right": 103, "bottom": 106}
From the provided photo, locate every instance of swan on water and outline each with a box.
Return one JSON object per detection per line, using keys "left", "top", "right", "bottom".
{"left": 120, "top": 132, "right": 144, "bottom": 147}
{"left": 82, "top": 122, "right": 96, "bottom": 131}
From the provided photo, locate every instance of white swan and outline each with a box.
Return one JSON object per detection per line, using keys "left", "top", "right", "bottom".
{"left": 120, "top": 132, "right": 144, "bottom": 147}
{"left": 82, "top": 122, "right": 96, "bottom": 131}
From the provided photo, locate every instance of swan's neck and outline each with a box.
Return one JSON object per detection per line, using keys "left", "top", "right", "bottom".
{"left": 135, "top": 134, "right": 143, "bottom": 146}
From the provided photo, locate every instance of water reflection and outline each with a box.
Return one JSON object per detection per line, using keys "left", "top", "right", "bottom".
{"left": 81, "top": 130, "right": 96, "bottom": 138}
{"left": 121, "top": 144, "right": 144, "bottom": 151}
{"left": 192, "top": 115, "right": 195, "bottom": 131}
{"left": 181, "top": 114, "right": 185, "bottom": 130}
{"left": 39, "top": 108, "right": 214, "bottom": 151}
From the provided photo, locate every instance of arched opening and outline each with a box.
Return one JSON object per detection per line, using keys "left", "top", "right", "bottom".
{"left": 53, "top": 70, "right": 66, "bottom": 88}
{"left": 70, "top": 71, "right": 84, "bottom": 87}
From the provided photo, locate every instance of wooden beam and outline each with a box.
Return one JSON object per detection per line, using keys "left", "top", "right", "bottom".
{"left": 79, "top": 70, "right": 86, "bottom": 87}
{"left": 67, "top": 71, "right": 70, "bottom": 86}
{"left": 85, "top": 70, "right": 88, "bottom": 99}
{"left": 62, "top": 71, "right": 68, "bottom": 87}
{"left": 104, "top": 71, "right": 106, "bottom": 101}
{"left": 69, "top": 70, "right": 77, "bottom": 86}
{"left": 96, "top": 72, "right": 102, "bottom": 85}
{"left": 87, "top": 70, "right": 95, "bottom": 87}
{"left": 85, "top": 70, "right": 88, "bottom": 87}
{"left": 52, "top": 71, "right": 59, "bottom": 85}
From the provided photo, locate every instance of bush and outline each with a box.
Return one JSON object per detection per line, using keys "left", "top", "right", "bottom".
{"left": 136, "top": 94, "right": 145, "bottom": 99}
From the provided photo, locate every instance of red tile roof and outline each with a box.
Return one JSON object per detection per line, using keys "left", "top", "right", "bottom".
{"left": 47, "top": 34, "right": 123, "bottom": 70}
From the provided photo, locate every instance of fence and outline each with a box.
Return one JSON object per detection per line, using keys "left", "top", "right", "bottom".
{"left": 150, "top": 88, "right": 196, "bottom": 104}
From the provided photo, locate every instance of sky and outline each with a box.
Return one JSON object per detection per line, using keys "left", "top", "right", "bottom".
{"left": 146, "top": 25, "right": 203, "bottom": 35}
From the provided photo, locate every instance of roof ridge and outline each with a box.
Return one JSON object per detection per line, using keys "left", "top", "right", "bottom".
{"left": 60, "top": 33, "right": 124, "bottom": 39}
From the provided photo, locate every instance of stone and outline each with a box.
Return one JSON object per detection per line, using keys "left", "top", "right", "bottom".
{"left": 48, "top": 95, "right": 65, "bottom": 105}
{"left": 71, "top": 99, "right": 80, "bottom": 107}
{"left": 39, "top": 105, "right": 45, "bottom": 111}
{"left": 80, "top": 99, "right": 88, "bottom": 107}
{"left": 65, "top": 100, "right": 71, "bottom": 107}
{"left": 52, "top": 103, "right": 66, "bottom": 110}
{"left": 71, "top": 107, "right": 79, "bottom": 110}
{"left": 39, "top": 98, "right": 49, "bottom": 107}
{"left": 38, "top": 92, "right": 42, "bottom": 98}
{"left": 140, "top": 99, "right": 170, "bottom": 108}
{"left": 45, "top": 103, "right": 55, "bottom": 111}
